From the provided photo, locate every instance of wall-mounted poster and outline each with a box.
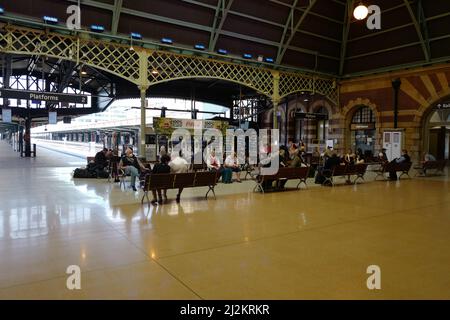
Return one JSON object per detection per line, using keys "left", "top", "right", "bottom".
{"left": 49, "top": 111, "right": 57, "bottom": 124}
{"left": 2, "top": 109, "right": 12, "bottom": 123}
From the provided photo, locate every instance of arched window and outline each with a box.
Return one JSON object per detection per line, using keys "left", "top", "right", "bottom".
{"left": 352, "top": 106, "right": 374, "bottom": 124}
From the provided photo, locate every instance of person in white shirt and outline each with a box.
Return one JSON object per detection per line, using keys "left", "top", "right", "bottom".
{"left": 207, "top": 148, "right": 221, "bottom": 171}
{"left": 169, "top": 151, "right": 189, "bottom": 202}
{"left": 224, "top": 152, "right": 242, "bottom": 182}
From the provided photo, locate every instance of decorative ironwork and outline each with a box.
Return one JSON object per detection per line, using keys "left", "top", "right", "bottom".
{"left": 279, "top": 72, "right": 338, "bottom": 104}
{"left": 147, "top": 51, "right": 274, "bottom": 97}
{"left": 0, "top": 24, "right": 338, "bottom": 104}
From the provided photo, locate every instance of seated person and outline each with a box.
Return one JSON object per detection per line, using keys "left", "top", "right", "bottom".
{"left": 119, "top": 146, "right": 149, "bottom": 191}
{"left": 288, "top": 140, "right": 297, "bottom": 159}
{"left": 388, "top": 149, "right": 411, "bottom": 180}
{"left": 278, "top": 149, "right": 307, "bottom": 189}
{"left": 224, "top": 152, "right": 242, "bottom": 183}
{"left": 423, "top": 152, "right": 436, "bottom": 162}
{"left": 151, "top": 154, "right": 171, "bottom": 204}
{"left": 344, "top": 149, "right": 355, "bottom": 164}
{"left": 169, "top": 151, "right": 189, "bottom": 203}
{"left": 93, "top": 148, "right": 109, "bottom": 175}
{"left": 378, "top": 148, "right": 388, "bottom": 163}
{"left": 207, "top": 149, "right": 232, "bottom": 183}
{"left": 355, "top": 153, "right": 365, "bottom": 164}
{"left": 315, "top": 152, "right": 340, "bottom": 185}
{"left": 421, "top": 152, "right": 436, "bottom": 175}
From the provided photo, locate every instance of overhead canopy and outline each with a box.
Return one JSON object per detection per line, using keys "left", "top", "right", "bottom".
{"left": 2, "top": 0, "right": 450, "bottom": 76}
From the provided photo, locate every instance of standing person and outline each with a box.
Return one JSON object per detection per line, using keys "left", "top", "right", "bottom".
{"left": 110, "top": 149, "right": 121, "bottom": 182}
{"left": 169, "top": 151, "right": 189, "bottom": 203}
{"left": 119, "top": 146, "right": 149, "bottom": 191}
{"left": 151, "top": 154, "right": 171, "bottom": 204}
{"left": 224, "top": 152, "right": 242, "bottom": 183}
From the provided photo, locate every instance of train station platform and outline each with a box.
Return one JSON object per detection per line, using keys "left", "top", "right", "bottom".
{"left": 0, "top": 140, "right": 449, "bottom": 299}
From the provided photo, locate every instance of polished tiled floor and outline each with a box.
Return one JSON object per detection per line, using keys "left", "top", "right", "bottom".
{"left": 0, "top": 141, "right": 449, "bottom": 299}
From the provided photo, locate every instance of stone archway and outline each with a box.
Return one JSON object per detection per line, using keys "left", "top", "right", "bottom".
{"left": 417, "top": 92, "right": 450, "bottom": 160}
{"left": 342, "top": 98, "right": 382, "bottom": 154}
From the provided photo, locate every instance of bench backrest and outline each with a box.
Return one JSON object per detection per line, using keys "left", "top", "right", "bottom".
{"left": 192, "top": 163, "right": 206, "bottom": 172}
{"left": 194, "top": 171, "right": 218, "bottom": 187}
{"left": 147, "top": 173, "right": 175, "bottom": 190}
{"left": 424, "top": 160, "right": 447, "bottom": 170}
{"left": 397, "top": 162, "right": 412, "bottom": 172}
{"left": 354, "top": 163, "right": 368, "bottom": 175}
{"left": 173, "top": 172, "right": 196, "bottom": 189}
{"left": 280, "top": 166, "right": 309, "bottom": 179}
{"left": 332, "top": 164, "right": 348, "bottom": 176}
{"left": 347, "top": 163, "right": 368, "bottom": 175}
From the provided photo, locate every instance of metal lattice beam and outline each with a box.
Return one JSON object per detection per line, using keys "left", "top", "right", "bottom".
{"left": 276, "top": 0, "right": 299, "bottom": 64}
{"left": 111, "top": 0, "right": 123, "bottom": 35}
{"left": 276, "top": 0, "right": 318, "bottom": 65}
{"left": 0, "top": 23, "right": 339, "bottom": 105}
{"left": 209, "top": 0, "right": 234, "bottom": 51}
{"left": 403, "top": 0, "right": 430, "bottom": 62}
{"left": 339, "top": 0, "right": 354, "bottom": 76}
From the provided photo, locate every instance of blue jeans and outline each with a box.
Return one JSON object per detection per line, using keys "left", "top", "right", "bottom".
{"left": 124, "top": 166, "right": 139, "bottom": 187}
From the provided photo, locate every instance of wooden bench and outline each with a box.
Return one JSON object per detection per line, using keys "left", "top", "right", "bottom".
{"left": 414, "top": 160, "right": 447, "bottom": 176}
{"left": 191, "top": 163, "right": 207, "bottom": 172}
{"left": 141, "top": 171, "right": 219, "bottom": 204}
{"left": 322, "top": 163, "right": 369, "bottom": 186}
{"left": 253, "top": 166, "right": 309, "bottom": 193}
{"left": 374, "top": 162, "right": 412, "bottom": 180}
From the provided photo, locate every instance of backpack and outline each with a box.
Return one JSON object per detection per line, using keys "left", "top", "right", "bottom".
{"left": 97, "top": 170, "right": 110, "bottom": 179}
{"left": 73, "top": 168, "right": 97, "bottom": 178}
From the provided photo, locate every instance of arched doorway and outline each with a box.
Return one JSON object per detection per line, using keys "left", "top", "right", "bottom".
{"left": 423, "top": 101, "right": 450, "bottom": 160}
{"left": 349, "top": 105, "right": 377, "bottom": 157}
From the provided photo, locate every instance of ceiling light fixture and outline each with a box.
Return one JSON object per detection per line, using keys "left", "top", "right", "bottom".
{"left": 353, "top": 3, "right": 369, "bottom": 20}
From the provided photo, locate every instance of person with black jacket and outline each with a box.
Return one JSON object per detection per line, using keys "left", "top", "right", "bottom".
{"left": 389, "top": 149, "right": 411, "bottom": 180}
{"left": 93, "top": 148, "right": 109, "bottom": 177}
{"left": 119, "top": 147, "right": 149, "bottom": 191}
{"left": 151, "top": 154, "right": 171, "bottom": 204}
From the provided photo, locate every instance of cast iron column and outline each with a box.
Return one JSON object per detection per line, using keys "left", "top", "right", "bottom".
{"left": 392, "top": 78, "right": 401, "bottom": 129}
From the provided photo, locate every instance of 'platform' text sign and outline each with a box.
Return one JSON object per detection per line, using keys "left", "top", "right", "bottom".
{"left": 0, "top": 89, "right": 88, "bottom": 104}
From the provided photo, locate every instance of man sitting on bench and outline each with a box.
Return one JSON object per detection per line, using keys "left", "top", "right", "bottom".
{"left": 119, "top": 146, "right": 149, "bottom": 191}
{"left": 169, "top": 151, "right": 189, "bottom": 203}
{"left": 389, "top": 149, "right": 411, "bottom": 180}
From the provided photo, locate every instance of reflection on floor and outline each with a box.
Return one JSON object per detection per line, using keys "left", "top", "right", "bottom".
{"left": 0, "top": 141, "right": 449, "bottom": 299}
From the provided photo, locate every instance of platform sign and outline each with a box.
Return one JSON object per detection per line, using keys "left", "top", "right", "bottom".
{"left": 2, "top": 108, "right": 12, "bottom": 123}
{"left": 0, "top": 88, "right": 88, "bottom": 104}
{"left": 49, "top": 111, "right": 57, "bottom": 124}
{"left": 295, "top": 112, "right": 328, "bottom": 120}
